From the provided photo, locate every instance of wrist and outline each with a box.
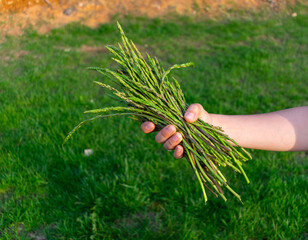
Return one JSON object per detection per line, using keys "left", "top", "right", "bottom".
{"left": 207, "top": 113, "right": 214, "bottom": 125}
{"left": 209, "top": 114, "right": 228, "bottom": 130}
{"left": 199, "top": 111, "right": 214, "bottom": 126}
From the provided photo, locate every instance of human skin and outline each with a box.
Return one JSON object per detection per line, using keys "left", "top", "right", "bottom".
{"left": 141, "top": 104, "right": 308, "bottom": 159}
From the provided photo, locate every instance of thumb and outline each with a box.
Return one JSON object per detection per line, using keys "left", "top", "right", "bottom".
{"left": 184, "top": 103, "right": 207, "bottom": 123}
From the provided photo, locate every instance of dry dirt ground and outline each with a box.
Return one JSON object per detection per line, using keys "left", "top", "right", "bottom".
{"left": 0, "top": 0, "right": 299, "bottom": 38}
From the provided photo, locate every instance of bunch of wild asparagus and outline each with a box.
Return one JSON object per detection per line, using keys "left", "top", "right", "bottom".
{"left": 65, "top": 22, "right": 251, "bottom": 203}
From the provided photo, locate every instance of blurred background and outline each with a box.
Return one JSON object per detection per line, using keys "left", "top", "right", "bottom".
{"left": 0, "top": 1, "right": 307, "bottom": 239}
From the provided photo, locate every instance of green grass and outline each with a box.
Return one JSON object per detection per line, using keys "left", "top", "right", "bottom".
{"left": 1, "top": 10, "right": 308, "bottom": 239}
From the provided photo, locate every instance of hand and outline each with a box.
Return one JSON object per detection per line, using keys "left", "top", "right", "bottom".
{"left": 141, "top": 103, "right": 212, "bottom": 159}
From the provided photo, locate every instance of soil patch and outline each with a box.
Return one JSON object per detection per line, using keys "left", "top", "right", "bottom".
{"left": 0, "top": 0, "right": 298, "bottom": 38}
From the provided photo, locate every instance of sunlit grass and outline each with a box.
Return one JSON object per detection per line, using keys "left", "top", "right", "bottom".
{"left": 0, "top": 10, "right": 307, "bottom": 239}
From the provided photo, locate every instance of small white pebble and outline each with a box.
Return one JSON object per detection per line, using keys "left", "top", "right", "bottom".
{"left": 84, "top": 149, "right": 94, "bottom": 156}
{"left": 291, "top": 12, "right": 297, "bottom": 17}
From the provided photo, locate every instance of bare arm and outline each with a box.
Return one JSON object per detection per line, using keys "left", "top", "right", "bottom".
{"left": 211, "top": 106, "right": 308, "bottom": 151}
{"left": 141, "top": 104, "right": 308, "bottom": 158}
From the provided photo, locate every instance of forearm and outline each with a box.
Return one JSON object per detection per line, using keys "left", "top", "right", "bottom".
{"left": 210, "top": 107, "right": 308, "bottom": 151}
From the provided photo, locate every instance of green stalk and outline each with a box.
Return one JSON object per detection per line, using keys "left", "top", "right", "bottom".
{"left": 64, "top": 22, "right": 252, "bottom": 204}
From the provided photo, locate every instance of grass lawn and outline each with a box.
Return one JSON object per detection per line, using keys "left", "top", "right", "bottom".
{"left": 1, "top": 9, "right": 308, "bottom": 240}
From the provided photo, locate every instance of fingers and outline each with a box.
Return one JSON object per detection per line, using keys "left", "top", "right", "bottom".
{"left": 142, "top": 123, "right": 184, "bottom": 159}
{"left": 184, "top": 103, "right": 203, "bottom": 123}
{"left": 163, "top": 132, "right": 182, "bottom": 150}
{"left": 155, "top": 125, "right": 184, "bottom": 158}
{"left": 155, "top": 125, "right": 176, "bottom": 143}
{"left": 174, "top": 145, "right": 184, "bottom": 159}
{"left": 141, "top": 121, "right": 155, "bottom": 133}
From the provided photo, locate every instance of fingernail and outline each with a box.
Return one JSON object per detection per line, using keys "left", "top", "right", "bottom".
{"left": 185, "top": 112, "right": 195, "bottom": 121}
{"left": 173, "top": 134, "right": 179, "bottom": 141}
{"left": 145, "top": 124, "right": 151, "bottom": 131}
{"left": 167, "top": 125, "right": 175, "bottom": 133}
